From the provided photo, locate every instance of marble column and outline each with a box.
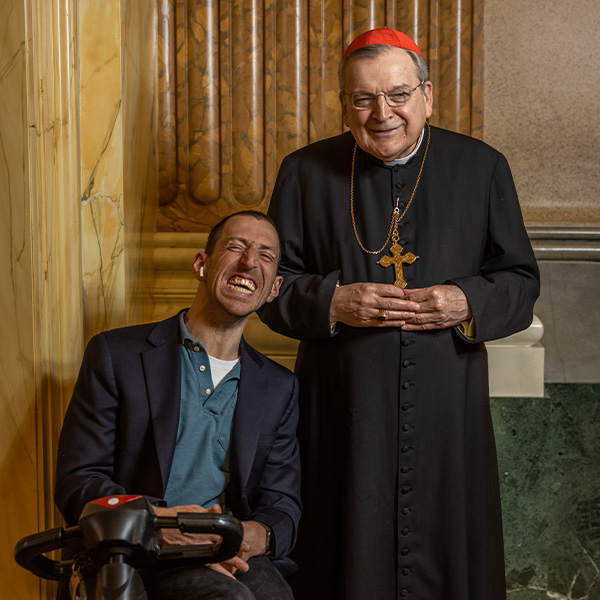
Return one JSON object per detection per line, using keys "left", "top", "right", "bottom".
{"left": 1, "top": 2, "right": 159, "bottom": 599}
{"left": 1, "top": 1, "right": 84, "bottom": 599}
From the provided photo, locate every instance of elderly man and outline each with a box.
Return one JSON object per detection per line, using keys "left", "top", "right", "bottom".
{"left": 259, "top": 27, "right": 539, "bottom": 600}
{"left": 55, "top": 211, "right": 301, "bottom": 600}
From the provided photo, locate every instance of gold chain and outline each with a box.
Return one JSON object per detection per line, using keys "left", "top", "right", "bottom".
{"left": 350, "top": 122, "right": 431, "bottom": 255}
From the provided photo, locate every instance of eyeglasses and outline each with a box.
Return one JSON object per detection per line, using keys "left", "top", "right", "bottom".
{"left": 345, "top": 82, "right": 424, "bottom": 110}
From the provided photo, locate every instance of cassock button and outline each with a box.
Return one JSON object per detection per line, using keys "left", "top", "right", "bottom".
{"left": 401, "top": 486, "right": 412, "bottom": 494}
{"left": 400, "top": 588, "right": 409, "bottom": 597}
{"left": 403, "top": 360, "right": 411, "bottom": 368}
{"left": 399, "top": 239, "right": 407, "bottom": 245}
{"left": 401, "top": 507, "right": 410, "bottom": 515}
{"left": 402, "top": 424, "right": 411, "bottom": 432}
{"left": 402, "top": 382, "right": 412, "bottom": 390}
{"left": 401, "top": 446, "right": 411, "bottom": 453}
{"left": 401, "top": 402, "right": 413, "bottom": 411}
{"left": 402, "top": 568, "right": 411, "bottom": 576}
{"left": 395, "top": 182, "right": 406, "bottom": 191}
{"left": 400, "top": 466, "right": 410, "bottom": 474}
{"left": 402, "top": 527, "right": 410, "bottom": 535}
{"left": 400, "top": 547, "right": 410, "bottom": 556}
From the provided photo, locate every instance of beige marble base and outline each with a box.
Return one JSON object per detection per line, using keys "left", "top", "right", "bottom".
{"left": 486, "top": 316, "right": 545, "bottom": 398}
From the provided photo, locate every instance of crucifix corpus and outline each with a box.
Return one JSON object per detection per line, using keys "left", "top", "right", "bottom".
{"left": 377, "top": 243, "right": 418, "bottom": 289}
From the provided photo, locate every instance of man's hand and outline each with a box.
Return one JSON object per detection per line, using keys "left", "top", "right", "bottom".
{"left": 153, "top": 503, "right": 223, "bottom": 546}
{"left": 206, "top": 521, "right": 268, "bottom": 579}
{"left": 206, "top": 552, "right": 250, "bottom": 579}
{"left": 401, "top": 284, "right": 471, "bottom": 330}
{"left": 330, "top": 282, "right": 421, "bottom": 327}
{"left": 153, "top": 506, "right": 268, "bottom": 580}
{"left": 330, "top": 282, "right": 471, "bottom": 331}
{"left": 239, "top": 521, "right": 269, "bottom": 561}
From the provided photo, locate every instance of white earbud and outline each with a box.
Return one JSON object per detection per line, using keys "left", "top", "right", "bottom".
{"left": 200, "top": 266, "right": 204, "bottom": 278}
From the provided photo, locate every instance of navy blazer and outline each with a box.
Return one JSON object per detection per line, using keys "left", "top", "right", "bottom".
{"left": 55, "top": 312, "right": 301, "bottom": 572}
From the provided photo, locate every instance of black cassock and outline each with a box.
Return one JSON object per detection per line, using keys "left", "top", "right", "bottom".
{"left": 259, "top": 125, "right": 540, "bottom": 600}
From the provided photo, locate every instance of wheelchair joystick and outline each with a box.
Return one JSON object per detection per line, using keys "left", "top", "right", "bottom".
{"left": 15, "top": 495, "right": 244, "bottom": 600}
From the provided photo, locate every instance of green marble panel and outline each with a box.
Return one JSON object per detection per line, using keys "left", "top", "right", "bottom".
{"left": 492, "top": 384, "right": 600, "bottom": 599}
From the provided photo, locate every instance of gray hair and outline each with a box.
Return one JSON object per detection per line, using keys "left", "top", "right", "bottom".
{"left": 338, "top": 44, "right": 429, "bottom": 94}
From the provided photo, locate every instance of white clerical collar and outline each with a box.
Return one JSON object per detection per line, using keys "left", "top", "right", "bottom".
{"left": 384, "top": 126, "right": 426, "bottom": 166}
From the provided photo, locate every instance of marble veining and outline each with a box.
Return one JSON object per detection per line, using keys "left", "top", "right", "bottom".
{"left": 80, "top": 0, "right": 126, "bottom": 340}
{"left": 493, "top": 384, "right": 600, "bottom": 599}
{"left": 81, "top": 193, "right": 125, "bottom": 337}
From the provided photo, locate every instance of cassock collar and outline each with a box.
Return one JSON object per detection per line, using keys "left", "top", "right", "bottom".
{"left": 359, "top": 125, "right": 428, "bottom": 169}
{"left": 384, "top": 126, "right": 425, "bottom": 166}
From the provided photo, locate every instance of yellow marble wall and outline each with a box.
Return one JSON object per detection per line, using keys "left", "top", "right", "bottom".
{"left": 0, "top": 1, "right": 158, "bottom": 597}
{"left": 80, "top": 0, "right": 127, "bottom": 340}
{"left": 121, "top": 0, "right": 159, "bottom": 326}
{"left": 0, "top": 2, "right": 39, "bottom": 596}
{"left": 1, "top": 0, "right": 84, "bottom": 598}
{"left": 79, "top": 0, "right": 158, "bottom": 341}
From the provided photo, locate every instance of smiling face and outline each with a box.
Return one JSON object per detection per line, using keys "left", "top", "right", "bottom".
{"left": 193, "top": 214, "right": 282, "bottom": 322}
{"left": 340, "top": 47, "right": 433, "bottom": 161}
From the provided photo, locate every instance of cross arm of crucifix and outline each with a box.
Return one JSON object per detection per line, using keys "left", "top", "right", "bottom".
{"left": 377, "top": 243, "right": 419, "bottom": 288}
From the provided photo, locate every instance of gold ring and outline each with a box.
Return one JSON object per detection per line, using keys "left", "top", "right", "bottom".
{"left": 377, "top": 309, "right": 387, "bottom": 321}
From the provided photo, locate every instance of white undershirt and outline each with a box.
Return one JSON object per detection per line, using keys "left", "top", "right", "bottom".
{"left": 209, "top": 355, "right": 240, "bottom": 388}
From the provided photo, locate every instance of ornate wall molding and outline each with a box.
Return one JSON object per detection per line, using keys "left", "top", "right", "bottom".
{"left": 156, "top": 0, "right": 484, "bottom": 232}
{"left": 26, "top": 0, "right": 84, "bottom": 532}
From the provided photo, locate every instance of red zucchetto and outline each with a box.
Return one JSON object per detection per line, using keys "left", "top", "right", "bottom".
{"left": 343, "top": 26, "right": 422, "bottom": 57}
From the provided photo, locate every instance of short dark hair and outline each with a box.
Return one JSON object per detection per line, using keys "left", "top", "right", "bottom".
{"left": 205, "top": 210, "right": 280, "bottom": 258}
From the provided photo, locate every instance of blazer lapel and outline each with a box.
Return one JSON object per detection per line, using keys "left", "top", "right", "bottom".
{"left": 229, "top": 338, "right": 268, "bottom": 505}
{"left": 141, "top": 313, "right": 183, "bottom": 493}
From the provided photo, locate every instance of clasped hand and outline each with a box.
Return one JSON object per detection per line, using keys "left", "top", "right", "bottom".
{"left": 153, "top": 504, "right": 267, "bottom": 580}
{"left": 330, "top": 282, "right": 471, "bottom": 330}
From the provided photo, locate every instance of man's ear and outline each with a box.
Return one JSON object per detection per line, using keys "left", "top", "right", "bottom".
{"left": 339, "top": 92, "right": 350, "bottom": 127}
{"left": 423, "top": 80, "right": 434, "bottom": 119}
{"left": 266, "top": 275, "right": 283, "bottom": 303}
{"left": 192, "top": 252, "right": 208, "bottom": 281}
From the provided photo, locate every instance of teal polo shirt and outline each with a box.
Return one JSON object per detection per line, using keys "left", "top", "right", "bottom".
{"left": 164, "top": 313, "right": 241, "bottom": 508}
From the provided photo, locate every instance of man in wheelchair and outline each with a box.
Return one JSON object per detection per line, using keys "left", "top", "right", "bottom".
{"left": 54, "top": 211, "right": 301, "bottom": 599}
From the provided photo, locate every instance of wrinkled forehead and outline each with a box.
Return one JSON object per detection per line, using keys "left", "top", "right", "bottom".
{"left": 344, "top": 47, "right": 419, "bottom": 88}
{"left": 220, "top": 215, "right": 281, "bottom": 255}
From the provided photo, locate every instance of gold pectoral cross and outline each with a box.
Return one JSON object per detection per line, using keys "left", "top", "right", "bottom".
{"left": 377, "top": 243, "right": 418, "bottom": 288}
